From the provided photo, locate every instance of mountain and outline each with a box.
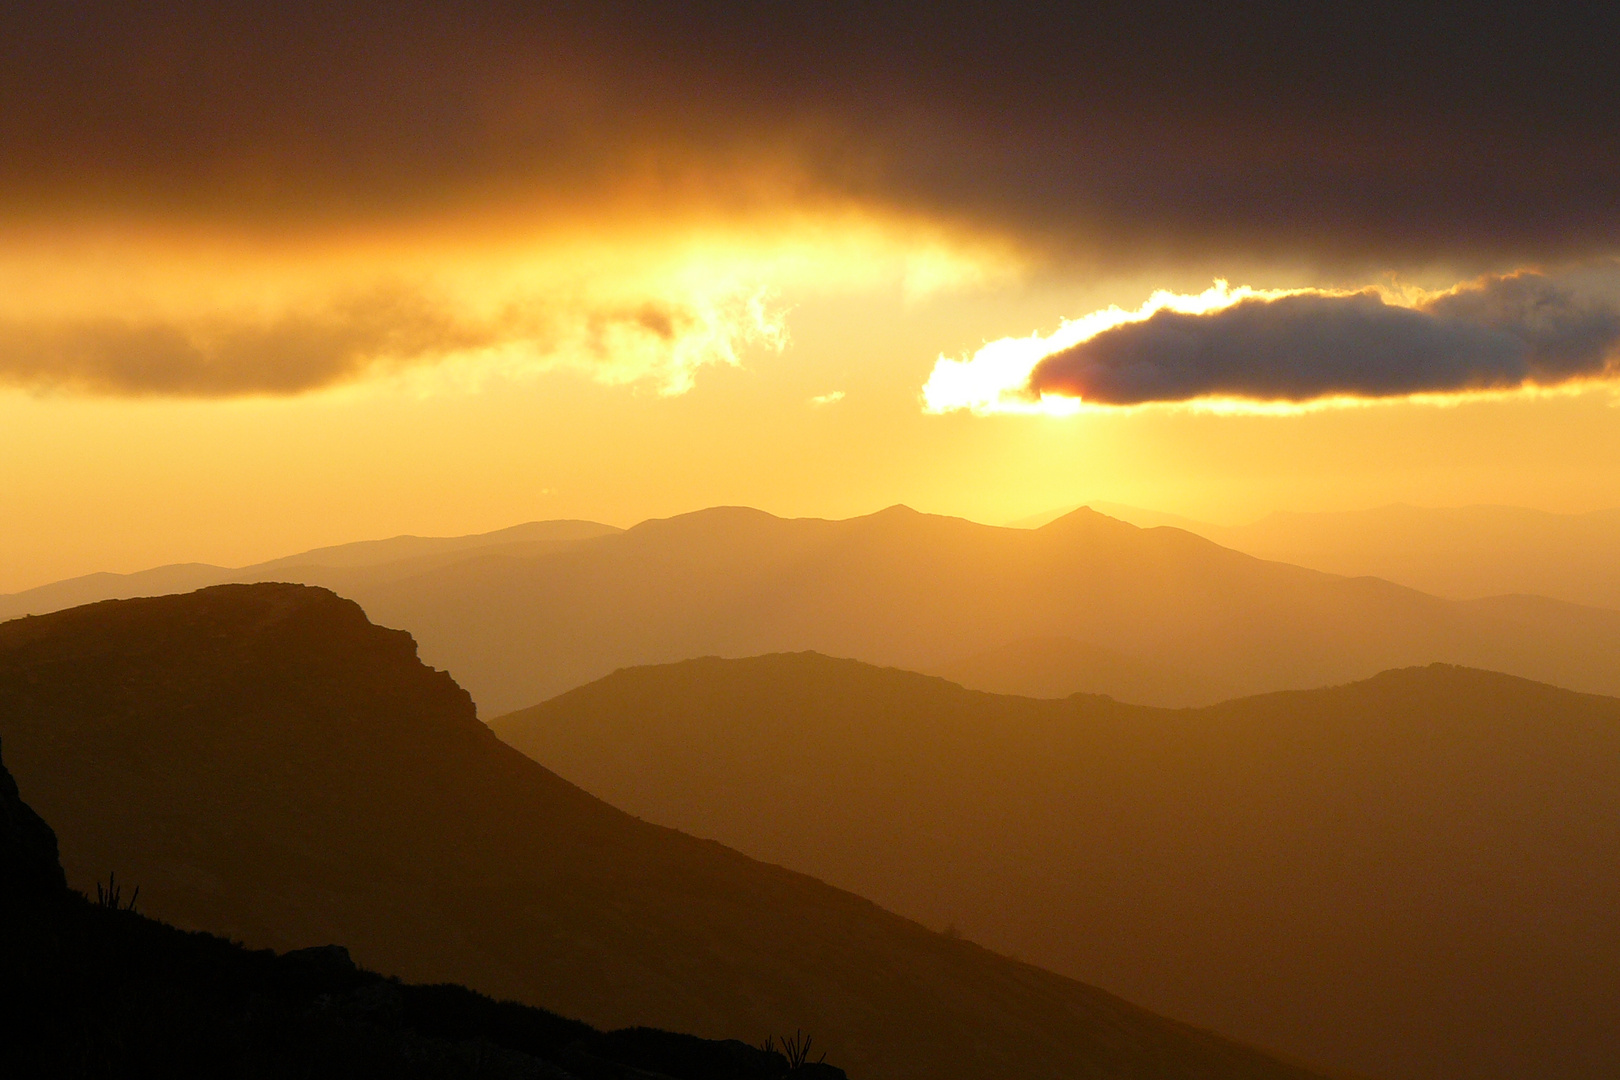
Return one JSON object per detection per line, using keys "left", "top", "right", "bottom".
{"left": 1087, "top": 503, "right": 1620, "bottom": 610}
{"left": 344, "top": 504, "right": 1620, "bottom": 712}
{"left": 494, "top": 653, "right": 1620, "bottom": 1080}
{"left": 0, "top": 519, "right": 621, "bottom": 623}
{"left": 933, "top": 635, "right": 1240, "bottom": 706}
{"left": 1010, "top": 502, "right": 1213, "bottom": 532}
{"left": 0, "top": 737, "right": 845, "bottom": 1080}
{"left": 0, "top": 562, "right": 237, "bottom": 622}
{"left": 11, "top": 505, "right": 1620, "bottom": 710}
{"left": 0, "top": 585, "right": 1329, "bottom": 1080}
{"left": 247, "top": 520, "right": 623, "bottom": 574}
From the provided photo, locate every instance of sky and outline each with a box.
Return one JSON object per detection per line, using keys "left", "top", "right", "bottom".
{"left": 3, "top": 2, "right": 1620, "bottom": 592}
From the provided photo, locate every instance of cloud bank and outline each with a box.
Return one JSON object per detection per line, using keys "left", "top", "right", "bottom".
{"left": 5, "top": 5, "right": 1619, "bottom": 399}
{"left": 2, "top": 3, "right": 1618, "bottom": 269}
{"left": 924, "top": 271, "right": 1620, "bottom": 412}
{"left": 0, "top": 288, "right": 787, "bottom": 398}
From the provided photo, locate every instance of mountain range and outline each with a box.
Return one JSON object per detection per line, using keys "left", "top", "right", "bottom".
{"left": 0, "top": 519, "right": 623, "bottom": 623}
{"left": 495, "top": 653, "right": 1620, "bottom": 1080}
{"left": 1070, "top": 502, "right": 1620, "bottom": 610}
{"left": 7, "top": 506, "right": 1620, "bottom": 710}
{"left": 0, "top": 584, "right": 1329, "bottom": 1080}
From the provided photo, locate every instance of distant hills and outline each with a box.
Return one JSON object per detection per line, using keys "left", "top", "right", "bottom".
{"left": 299, "top": 504, "right": 1620, "bottom": 711}
{"left": 0, "top": 585, "right": 1328, "bottom": 1080}
{"left": 8, "top": 505, "right": 1620, "bottom": 710}
{"left": 495, "top": 653, "right": 1620, "bottom": 1080}
{"left": 0, "top": 519, "right": 621, "bottom": 624}
{"left": 1079, "top": 502, "right": 1620, "bottom": 610}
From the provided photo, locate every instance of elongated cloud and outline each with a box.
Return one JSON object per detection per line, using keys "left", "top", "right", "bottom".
{"left": 924, "top": 271, "right": 1620, "bottom": 412}
{"left": 0, "top": 293, "right": 480, "bottom": 396}
{"left": 2, "top": 5, "right": 1618, "bottom": 268}
{"left": 0, "top": 288, "right": 787, "bottom": 398}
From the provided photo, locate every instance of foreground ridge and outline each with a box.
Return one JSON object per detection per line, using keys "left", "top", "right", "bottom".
{"left": 0, "top": 733, "right": 843, "bottom": 1079}
{"left": 0, "top": 583, "right": 1332, "bottom": 1080}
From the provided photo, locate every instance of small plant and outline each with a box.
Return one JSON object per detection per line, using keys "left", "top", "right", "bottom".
{"left": 95, "top": 870, "right": 139, "bottom": 912}
{"left": 761, "top": 1029, "right": 824, "bottom": 1072}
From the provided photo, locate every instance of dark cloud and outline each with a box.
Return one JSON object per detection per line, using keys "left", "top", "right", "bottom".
{"left": 1027, "top": 272, "right": 1620, "bottom": 405}
{"left": 0, "top": 292, "right": 749, "bottom": 397}
{"left": 0, "top": 293, "right": 492, "bottom": 396}
{"left": 1, "top": 3, "right": 1618, "bottom": 268}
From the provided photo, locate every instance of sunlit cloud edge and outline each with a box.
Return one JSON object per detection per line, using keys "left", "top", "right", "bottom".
{"left": 919, "top": 277, "right": 1620, "bottom": 417}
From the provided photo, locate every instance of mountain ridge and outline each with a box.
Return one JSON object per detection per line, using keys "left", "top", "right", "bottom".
{"left": 0, "top": 583, "right": 1332, "bottom": 1080}
{"left": 348, "top": 503, "right": 1620, "bottom": 712}
{"left": 1078, "top": 502, "right": 1620, "bottom": 609}
{"left": 9, "top": 504, "right": 1620, "bottom": 711}
{"left": 0, "top": 519, "right": 623, "bottom": 621}
{"left": 494, "top": 652, "right": 1620, "bottom": 1080}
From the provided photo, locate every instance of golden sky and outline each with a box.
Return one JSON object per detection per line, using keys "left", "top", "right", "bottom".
{"left": 2, "top": 4, "right": 1619, "bottom": 591}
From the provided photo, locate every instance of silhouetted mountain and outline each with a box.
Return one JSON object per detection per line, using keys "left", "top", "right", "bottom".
{"left": 1088, "top": 502, "right": 1620, "bottom": 610}
{"left": 250, "top": 520, "right": 623, "bottom": 573}
{"left": 495, "top": 653, "right": 1620, "bottom": 1080}
{"left": 347, "top": 505, "right": 1620, "bottom": 711}
{"left": 0, "top": 585, "right": 1329, "bottom": 1080}
{"left": 0, "top": 561, "right": 235, "bottom": 621}
{"left": 9, "top": 506, "right": 1620, "bottom": 710}
{"left": 1012, "top": 502, "right": 1209, "bottom": 531}
{"left": 0, "top": 736, "right": 840, "bottom": 1079}
{"left": 0, "top": 519, "right": 620, "bottom": 621}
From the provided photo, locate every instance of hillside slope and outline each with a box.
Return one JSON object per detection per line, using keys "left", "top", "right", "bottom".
{"left": 0, "top": 737, "right": 845, "bottom": 1080}
{"left": 0, "top": 585, "right": 1327, "bottom": 1080}
{"left": 495, "top": 654, "right": 1620, "bottom": 1080}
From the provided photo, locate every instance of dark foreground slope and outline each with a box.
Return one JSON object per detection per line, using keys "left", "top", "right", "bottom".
{"left": 0, "top": 585, "right": 1327, "bottom": 1080}
{"left": 496, "top": 654, "right": 1620, "bottom": 1080}
{"left": 0, "top": 738, "right": 832, "bottom": 1080}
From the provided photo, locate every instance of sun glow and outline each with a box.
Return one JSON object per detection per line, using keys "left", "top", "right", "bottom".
{"left": 0, "top": 205, "right": 1017, "bottom": 399}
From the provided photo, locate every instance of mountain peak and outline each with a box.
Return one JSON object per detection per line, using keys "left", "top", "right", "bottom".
{"left": 1035, "top": 505, "right": 1139, "bottom": 531}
